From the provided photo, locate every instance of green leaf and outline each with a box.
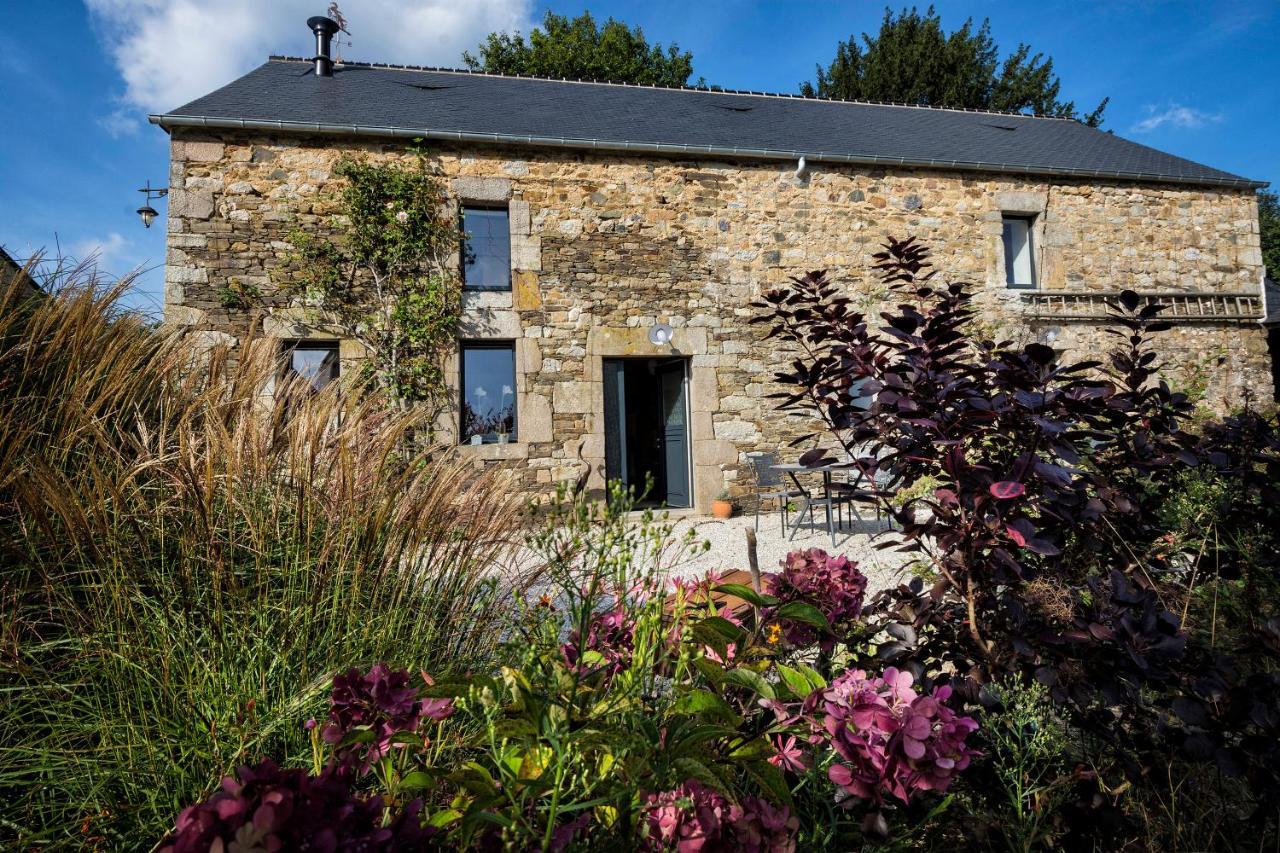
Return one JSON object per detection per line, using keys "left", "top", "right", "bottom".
{"left": 798, "top": 664, "right": 827, "bottom": 692}
{"left": 420, "top": 678, "right": 471, "bottom": 698}
{"left": 775, "top": 664, "right": 817, "bottom": 700}
{"left": 694, "top": 616, "right": 748, "bottom": 642}
{"left": 387, "top": 732, "right": 424, "bottom": 746}
{"left": 693, "top": 656, "right": 727, "bottom": 683}
{"left": 399, "top": 770, "right": 436, "bottom": 791}
{"left": 491, "top": 718, "right": 539, "bottom": 740}
{"left": 711, "top": 583, "right": 779, "bottom": 608}
{"left": 450, "top": 761, "right": 500, "bottom": 797}
{"left": 672, "top": 757, "right": 733, "bottom": 795}
{"left": 721, "top": 667, "right": 775, "bottom": 699}
{"left": 427, "top": 809, "right": 462, "bottom": 828}
{"left": 746, "top": 760, "right": 794, "bottom": 808}
{"left": 776, "top": 601, "right": 833, "bottom": 634}
{"left": 337, "top": 728, "right": 377, "bottom": 747}
{"left": 670, "top": 724, "right": 740, "bottom": 757}
{"left": 672, "top": 689, "right": 739, "bottom": 722}
{"left": 729, "top": 737, "right": 774, "bottom": 760}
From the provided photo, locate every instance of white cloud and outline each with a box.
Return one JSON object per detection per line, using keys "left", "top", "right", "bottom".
{"left": 1130, "top": 103, "right": 1222, "bottom": 134}
{"left": 71, "top": 232, "right": 130, "bottom": 265}
{"left": 85, "top": 0, "right": 536, "bottom": 114}
{"left": 97, "top": 108, "right": 140, "bottom": 137}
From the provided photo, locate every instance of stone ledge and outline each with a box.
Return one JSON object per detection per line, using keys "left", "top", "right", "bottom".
{"left": 458, "top": 441, "right": 530, "bottom": 461}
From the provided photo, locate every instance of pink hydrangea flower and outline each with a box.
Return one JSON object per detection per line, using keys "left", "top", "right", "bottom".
{"left": 640, "top": 781, "right": 798, "bottom": 853}
{"left": 729, "top": 796, "right": 800, "bottom": 853}
{"left": 804, "top": 667, "right": 979, "bottom": 805}
{"left": 641, "top": 780, "right": 733, "bottom": 852}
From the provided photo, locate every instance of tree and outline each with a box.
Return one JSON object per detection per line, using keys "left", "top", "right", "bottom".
{"left": 1260, "top": 190, "right": 1280, "bottom": 282}
{"left": 274, "top": 149, "right": 461, "bottom": 412}
{"left": 800, "top": 6, "right": 1107, "bottom": 126}
{"left": 462, "top": 10, "right": 698, "bottom": 87}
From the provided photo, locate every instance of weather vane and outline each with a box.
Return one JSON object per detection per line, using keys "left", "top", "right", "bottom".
{"left": 327, "top": 2, "right": 351, "bottom": 63}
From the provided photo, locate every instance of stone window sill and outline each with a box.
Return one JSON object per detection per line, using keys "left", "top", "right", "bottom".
{"left": 458, "top": 442, "right": 529, "bottom": 461}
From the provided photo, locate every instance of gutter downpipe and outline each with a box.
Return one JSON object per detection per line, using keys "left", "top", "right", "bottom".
{"left": 147, "top": 114, "right": 1269, "bottom": 191}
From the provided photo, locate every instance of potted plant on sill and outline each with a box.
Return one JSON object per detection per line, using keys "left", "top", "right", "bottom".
{"left": 711, "top": 487, "right": 734, "bottom": 519}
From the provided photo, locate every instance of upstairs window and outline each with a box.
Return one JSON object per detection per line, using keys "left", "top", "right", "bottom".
{"left": 282, "top": 341, "right": 339, "bottom": 392}
{"left": 461, "top": 206, "right": 510, "bottom": 291}
{"left": 1002, "top": 215, "right": 1037, "bottom": 289}
{"left": 460, "top": 342, "right": 517, "bottom": 444}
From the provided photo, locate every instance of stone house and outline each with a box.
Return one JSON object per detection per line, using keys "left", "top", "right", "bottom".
{"left": 151, "top": 23, "right": 1271, "bottom": 513}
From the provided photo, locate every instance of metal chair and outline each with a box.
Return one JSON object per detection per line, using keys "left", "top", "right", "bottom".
{"left": 829, "top": 445, "right": 895, "bottom": 531}
{"left": 790, "top": 481, "right": 849, "bottom": 548}
{"left": 746, "top": 452, "right": 803, "bottom": 533}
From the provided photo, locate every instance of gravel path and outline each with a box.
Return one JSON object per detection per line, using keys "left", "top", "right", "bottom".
{"left": 492, "top": 508, "right": 914, "bottom": 595}
{"left": 659, "top": 511, "right": 912, "bottom": 593}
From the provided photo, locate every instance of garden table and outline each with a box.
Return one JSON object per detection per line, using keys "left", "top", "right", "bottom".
{"left": 770, "top": 461, "right": 866, "bottom": 548}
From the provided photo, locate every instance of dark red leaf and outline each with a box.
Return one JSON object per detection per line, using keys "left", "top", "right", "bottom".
{"left": 990, "top": 481, "right": 1025, "bottom": 500}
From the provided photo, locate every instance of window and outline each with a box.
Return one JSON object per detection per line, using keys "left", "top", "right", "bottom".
{"left": 461, "top": 206, "right": 510, "bottom": 291}
{"left": 282, "top": 341, "right": 339, "bottom": 392}
{"left": 1002, "top": 215, "right": 1037, "bottom": 289}
{"left": 460, "top": 342, "right": 517, "bottom": 444}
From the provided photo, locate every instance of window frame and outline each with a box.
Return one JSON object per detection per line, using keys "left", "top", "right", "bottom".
{"left": 459, "top": 340, "right": 518, "bottom": 445}
{"left": 280, "top": 339, "right": 340, "bottom": 392}
{"left": 1001, "top": 214, "right": 1038, "bottom": 290}
{"left": 459, "top": 204, "right": 512, "bottom": 292}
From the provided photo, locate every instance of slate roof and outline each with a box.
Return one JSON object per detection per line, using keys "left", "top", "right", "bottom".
{"left": 151, "top": 57, "right": 1265, "bottom": 190}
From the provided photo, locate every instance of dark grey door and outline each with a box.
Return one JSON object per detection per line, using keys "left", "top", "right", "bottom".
{"left": 603, "top": 358, "right": 627, "bottom": 488}
{"left": 658, "top": 360, "right": 690, "bottom": 508}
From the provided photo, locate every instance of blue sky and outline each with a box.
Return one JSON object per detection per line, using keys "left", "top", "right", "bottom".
{"left": 1, "top": 1, "right": 1275, "bottom": 313}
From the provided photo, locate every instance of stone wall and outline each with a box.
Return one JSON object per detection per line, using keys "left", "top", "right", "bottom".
{"left": 163, "top": 131, "right": 1271, "bottom": 510}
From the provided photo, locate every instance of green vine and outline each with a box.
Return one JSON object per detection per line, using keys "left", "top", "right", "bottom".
{"left": 274, "top": 145, "right": 462, "bottom": 415}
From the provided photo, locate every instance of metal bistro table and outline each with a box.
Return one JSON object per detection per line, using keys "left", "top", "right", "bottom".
{"left": 771, "top": 460, "right": 865, "bottom": 547}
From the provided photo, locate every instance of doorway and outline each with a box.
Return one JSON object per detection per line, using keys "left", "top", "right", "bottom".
{"left": 602, "top": 357, "right": 691, "bottom": 508}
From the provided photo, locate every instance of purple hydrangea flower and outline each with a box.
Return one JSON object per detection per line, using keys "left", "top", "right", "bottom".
{"left": 764, "top": 549, "right": 868, "bottom": 648}
{"left": 158, "top": 760, "right": 431, "bottom": 852}
{"left": 322, "top": 663, "right": 453, "bottom": 773}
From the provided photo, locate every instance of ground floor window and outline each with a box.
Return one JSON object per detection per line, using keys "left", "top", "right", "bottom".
{"left": 282, "top": 340, "right": 339, "bottom": 392}
{"left": 460, "top": 342, "right": 517, "bottom": 444}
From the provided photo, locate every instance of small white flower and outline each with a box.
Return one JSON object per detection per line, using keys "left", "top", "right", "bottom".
{"left": 473, "top": 386, "right": 487, "bottom": 397}
{"left": 395, "top": 210, "right": 409, "bottom": 223}
{"left": 501, "top": 385, "right": 513, "bottom": 396}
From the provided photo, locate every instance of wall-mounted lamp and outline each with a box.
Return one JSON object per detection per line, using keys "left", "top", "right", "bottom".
{"left": 647, "top": 322, "right": 674, "bottom": 347}
{"left": 136, "top": 180, "right": 169, "bottom": 228}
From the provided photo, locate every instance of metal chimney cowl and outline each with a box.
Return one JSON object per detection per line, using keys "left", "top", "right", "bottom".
{"left": 307, "top": 15, "right": 340, "bottom": 77}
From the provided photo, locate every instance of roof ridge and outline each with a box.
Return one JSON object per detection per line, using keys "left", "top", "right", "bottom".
{"left": 263, "top": 54, "right": 1080, "bottom": 122}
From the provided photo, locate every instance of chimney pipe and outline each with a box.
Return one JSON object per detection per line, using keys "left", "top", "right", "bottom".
{"left": 307, "top": 15, "right": 340, "bottom": 77}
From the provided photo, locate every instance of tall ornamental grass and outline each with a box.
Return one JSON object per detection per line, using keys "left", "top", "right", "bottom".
{"left": 0, "top": 260, "right": 532, "bottom": 847}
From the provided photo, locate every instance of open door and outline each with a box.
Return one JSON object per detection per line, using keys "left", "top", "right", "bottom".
{"left": 601, "top": 357, "right": 691, "bottom": 509}
{"left": 657, "top": 360, "right": 690, "bottom": 507}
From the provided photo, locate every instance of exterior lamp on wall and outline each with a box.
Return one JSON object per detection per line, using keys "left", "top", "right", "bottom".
{"left": 136, "top": 180, "right": 169, "bottom": 228}
{"left": 648, "top": 322, "right": 674, "bottom": 347}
